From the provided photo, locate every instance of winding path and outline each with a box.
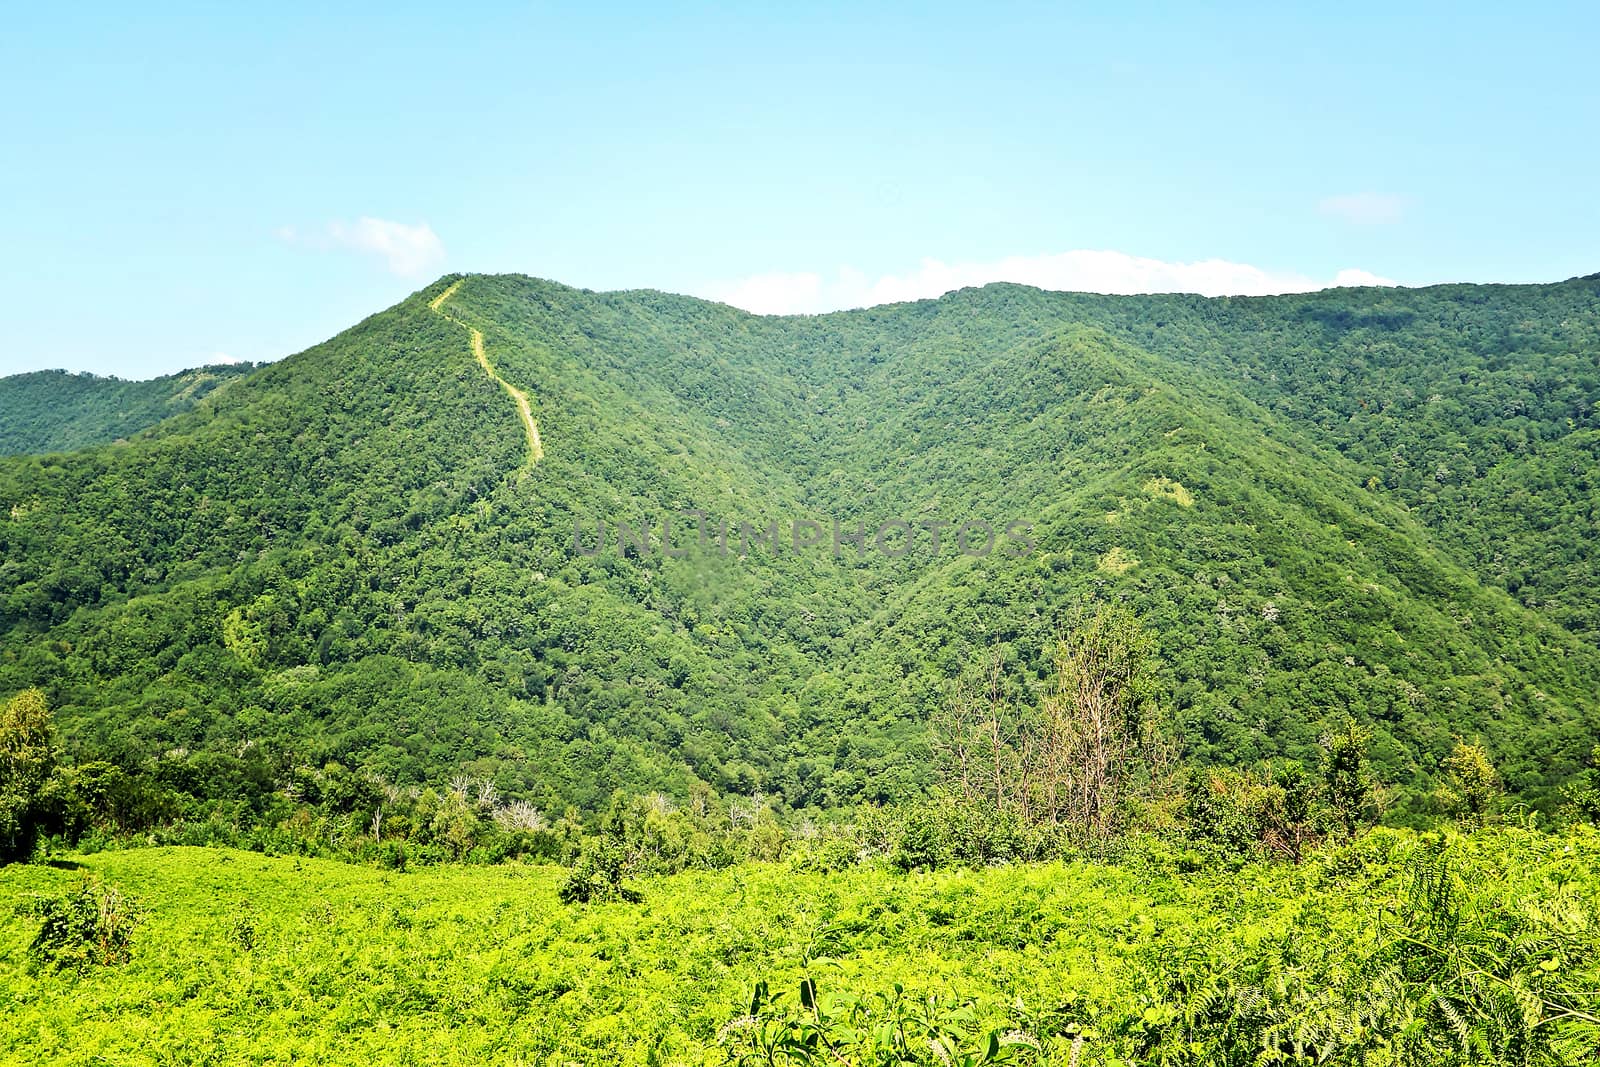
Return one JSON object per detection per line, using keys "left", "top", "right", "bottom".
{"left": 429, "top": 279, "right": 544, "bottom": 469}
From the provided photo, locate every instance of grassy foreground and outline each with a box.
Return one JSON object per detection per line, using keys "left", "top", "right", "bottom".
{"left": 3, "top": 828, "right": 1600, "bottom": 1065}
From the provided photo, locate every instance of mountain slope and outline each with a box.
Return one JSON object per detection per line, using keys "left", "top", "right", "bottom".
{"left": 1008, "top": 276, "right": 1600, "bottom": 642}
{"left": 1, "top": 274, "right": 1596, "bottom": 817}
{"left": 0, "top": 364, "right": 257, "bottom": 455}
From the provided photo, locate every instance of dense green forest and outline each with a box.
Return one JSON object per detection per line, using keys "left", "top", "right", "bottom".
{"left": 0, "top": 363, "right": 257, "bottom": 455}
{"left": 2, "top": 274, "right": 1600, "bottom": 826}
{"left": 7, "top": 274, "right": 1600, "bottom": 1064}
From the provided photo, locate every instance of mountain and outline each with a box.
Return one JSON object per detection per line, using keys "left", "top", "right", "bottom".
{"left": 1040, "top": 280, "right": 1600, "bottom": 644}
{"left": 1, "top": 273, "right": 1597, "bottom": 819}
{"left": 0, "top": 364, "right": 257, "bottom": 455}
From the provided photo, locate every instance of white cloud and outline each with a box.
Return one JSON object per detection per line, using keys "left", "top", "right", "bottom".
{"left": 707, "top": 271, "right": 827, "bottom": 315}
{"left": 278, "top": 217, "right": 447, "bottom": 277}
{"left": 206, "top": 352, "right": 246, "bottom": 365}
{"left": 329, "top": 217, "right": 447, "bottom": 276}
{"left": 1330, "top": 268, "right": 1397, "bottom": 287}
{"left": 1318, "top": 192, "right": 1407, "bottom": 225}
{"left": 697, "top": 251, "right": 1399, "bottom": 315}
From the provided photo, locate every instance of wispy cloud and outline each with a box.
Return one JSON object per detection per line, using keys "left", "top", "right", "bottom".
{"left": 277, "top": 217, "right": 447, "bottom": 277}
{"left": 698, "top": 251, "right": 1399, "bottom": 315}
{"left": 1318, "top": 192, "right": 1407, "bottom": 225}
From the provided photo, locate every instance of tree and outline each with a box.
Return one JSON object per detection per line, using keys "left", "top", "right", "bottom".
{"left": 1437, "top": 740, "right": 1502, "bottom": 827}
{"left": 932, "top": 607, "right": 1165, "bottom": 844}
{"left": 1320, "top": 716, "right": 1377, "bottom": 834}
{"left": 1034, "top": 606, "right": 1164, "bottom": 841}
{"left": 930, "top": 650, "right": 1024, "bottom": 814}
{"left": 1, "top": 689, "right": 57, "bottom": 863}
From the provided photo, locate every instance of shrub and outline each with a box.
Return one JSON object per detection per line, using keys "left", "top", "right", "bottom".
{"left": 890, "top": 805, "right": 945, "bottom": 871}
{"left": 787, "top": 827, "right": 861, "bottom": 873}
{"left": 25, "top": 874, "right": 142, "bottom": 970}
{"left": 558, "top": 837, "right": 643, "bottom": 904}
{"left": 1182, "top": 763, "right": 1325, "bottom": 862}
{"left": 228, "top": 903, "right": 258, "bottom": 951}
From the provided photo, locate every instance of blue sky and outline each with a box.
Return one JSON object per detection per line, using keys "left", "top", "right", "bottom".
{"left": 2, "top": 2, "right": 1597, "bottom": 377}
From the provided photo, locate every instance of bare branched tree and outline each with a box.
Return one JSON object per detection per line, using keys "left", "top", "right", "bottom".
{"left": 493, "top": 799, "right": 547, "bottom": 833}
{"left": 1036, "top": 606, "right": 1161, "bottom": 839}
{"left": 931, "top": 606, "right": 1166, "bottom": 844}
{"left": 931, "top": 651, "right": 1025, "bottom": 813}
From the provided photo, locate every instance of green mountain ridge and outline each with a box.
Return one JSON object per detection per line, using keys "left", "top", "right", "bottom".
{"left": 0, "top": 363, "right": 259, "bottom": 456}
{"left": 2, "top": 273, "right": 1597, "bottom": 818}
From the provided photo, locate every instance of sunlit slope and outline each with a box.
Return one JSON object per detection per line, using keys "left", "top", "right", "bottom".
{"left": 797, "top": 324, "right": 1597, "bottom": 806}
{"left": 1, "top": 274, "right": 1596, "bottom": 811}
{"left": 1007, "top": 276, "right": 1600, "bottom": 643}
{"left": 0, "top": 363, "right": 257, "bottom": 455}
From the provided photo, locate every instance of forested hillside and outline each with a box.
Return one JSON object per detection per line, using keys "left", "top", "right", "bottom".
{"left": 1040, "top": 278, "right": 1600, "bottom": 642}
{"left": 0, "top": 364, "right": 257, "bottom": 455}
{"left": 2, "top": 273, "right": 1598, "bottom": 822}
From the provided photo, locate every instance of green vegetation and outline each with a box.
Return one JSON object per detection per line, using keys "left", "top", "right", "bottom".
{"left": 1046, "top": 282, "right": 1600, "bottom": 644}
{"left": 3, "top": 828, "right": 1599, "bottom": 1064}
{"left": 0, "top": 363, "right": 256, "bottom": 455}
{"left": 2, "top": 274, "right": 1599, "bottom": 827}
{"left": 5, "top": 274, "right": 1600, "bottom": 1062}
{"left": 22, "top": 872, "right": 141, "bottom": 971}
{"left": 0, "top": 689, "right": 55, "bottom": 863}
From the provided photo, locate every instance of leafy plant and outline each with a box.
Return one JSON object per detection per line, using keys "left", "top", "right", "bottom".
{"left": 720, "top": 978, "right": 1037, "bottom": 1066}
{"left": 25, "top": 873, "right": 142, "bottom": 971}
{"left": 228, "top": 902, "right": 258, "bottom": 951}
{"left": 0, "top": 688, "right": 56, "bottom": 864}
{"left": 1437, "top": 740, "right": 1505, "bottom": 828}
{"left": 558, "top": 836, "right": 643, "bottom": 904}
